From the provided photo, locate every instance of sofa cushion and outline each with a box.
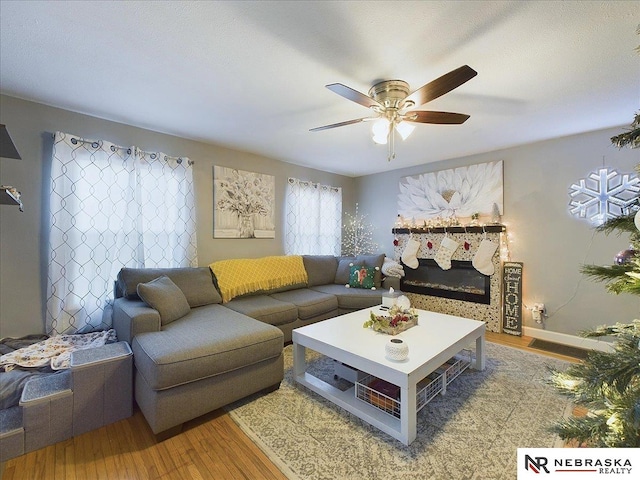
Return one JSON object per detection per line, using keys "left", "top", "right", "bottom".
{"left": 303, "top": 255, "right": 339, "bottom": 286}
{"left": 348, "top": 265, "right": 377, "bottom": 290}
{"left": 270, "top": 288, "right": 338, "bottom": 320}
{"left": 117, "top": 267, "right": 222, "bottom": 307}
{"left": 132, "top": 304, "right": 283, "bottom": 391}
{"left": 225, "top": 295, "right": 298, "bottom": 326}
{"left": 355, "top": 254, "right": 385, "bottom": 288}
{"left": 334, "top": 256, "right": 356, "bottom": 285}
{"left": 310, "top": 284, "right": 384, "bottom": 310}
{"left": 137, "top": 276, "right": 191, "bottom": 326}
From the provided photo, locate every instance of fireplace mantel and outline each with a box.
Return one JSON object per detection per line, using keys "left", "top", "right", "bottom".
{"left": 393, "top": 226, "right": 506, "bottom": 332}
{"left": 392, "top": 225, "right": 505, "bottom": 235}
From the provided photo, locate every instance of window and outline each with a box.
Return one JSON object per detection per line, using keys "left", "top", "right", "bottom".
{"left": 284, "top": 177, "right": 342, "bottom": 255}
{"left": 46, "top": 132, "right": 197, "bottom": 334}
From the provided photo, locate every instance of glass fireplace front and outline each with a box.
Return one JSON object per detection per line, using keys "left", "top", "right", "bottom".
{"left": 400, "top": 258, "right": 491, "bottom": 304}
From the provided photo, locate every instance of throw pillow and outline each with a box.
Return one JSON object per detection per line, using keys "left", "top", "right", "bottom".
{"left": 355, "top": 254, "right": 385, "bottom": 287}
{"left": 137, "top": 276, "right": 191, "bottom": 326}
{"left": 348, "top": 264, "right": 377, "bottom": 290}
{"left": 117, "top": 267, "right": 222, "bottom": 306}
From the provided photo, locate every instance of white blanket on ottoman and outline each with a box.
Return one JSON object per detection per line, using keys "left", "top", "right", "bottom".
{"left": 0, "top": 329, "right": 117, "bottom": 372}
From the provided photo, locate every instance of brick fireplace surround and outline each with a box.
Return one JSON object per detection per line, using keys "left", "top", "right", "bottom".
{"left": 392, "top": 225, "right": 505, "bottom": 332}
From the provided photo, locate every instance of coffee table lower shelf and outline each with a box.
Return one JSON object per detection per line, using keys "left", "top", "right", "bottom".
{"left": 355, "top": 351, "right": 472, "bottom": 419}
{"left": 294, "top": 351, "right": 472, "bottom": 444}
{"left": 295, "top": 372, "right": 403, "bottom": 439}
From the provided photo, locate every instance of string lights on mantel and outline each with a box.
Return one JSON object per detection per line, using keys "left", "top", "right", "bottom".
{"left": 391, "top": 214, "right": 505, "bottom": 234}
{"left": 391, "top": 214, "right": 512, "bottom": 262}
{"left": 392, "top": 225, "right": 505, "bottom": 234}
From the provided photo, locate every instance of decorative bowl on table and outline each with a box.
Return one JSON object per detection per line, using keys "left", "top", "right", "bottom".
{"left": 363, "top": 305, "right": 419, "bottom": 335}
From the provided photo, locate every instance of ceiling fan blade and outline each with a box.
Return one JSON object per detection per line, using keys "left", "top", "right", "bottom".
{"left": 309, "top": 118, "right": 367, "bottom": 132}
{"left": 326, "top": 83, "right": 382, "bottom": 109}
{"left": 404, "top": 111, "right": 470, "bottom": 124}
{"left": 405, "top": 65, "right": 477, "bottom": 107}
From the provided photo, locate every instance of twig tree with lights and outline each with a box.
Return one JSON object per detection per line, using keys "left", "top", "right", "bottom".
{"left": 342, "top": 203, "right": 379, "bottom": 256}
{"left": 548, "top": 113, "right": 640, "bottom": 447}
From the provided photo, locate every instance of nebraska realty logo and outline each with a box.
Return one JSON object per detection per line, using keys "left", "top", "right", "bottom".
{"left": 517, "top": 448, "right": 638, "bottom": 479}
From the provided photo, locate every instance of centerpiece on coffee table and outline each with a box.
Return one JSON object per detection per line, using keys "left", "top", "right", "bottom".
{"left": 363, "top": 305, "right": 419, "bottom": 335}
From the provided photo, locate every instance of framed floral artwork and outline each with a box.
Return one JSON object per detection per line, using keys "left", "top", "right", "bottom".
{"left": 213, "top": 166, "right": 275, "bottom": 238}
{"left": 397, "top": 161, "right": 503, "bottom": 222}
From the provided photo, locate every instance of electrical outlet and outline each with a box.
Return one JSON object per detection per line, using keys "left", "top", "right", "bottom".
{"left": 532, "top": 303, "right": 545, "bottom": 323}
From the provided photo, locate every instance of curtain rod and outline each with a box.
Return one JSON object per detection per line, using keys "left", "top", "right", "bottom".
{"left": 287, "top": 177, "right": 341, "bottom": 192}
{"left": 57, "top": 134, "right": 194, "bottom": 165}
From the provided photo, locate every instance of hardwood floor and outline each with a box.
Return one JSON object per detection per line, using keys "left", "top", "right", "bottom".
{"left": 0, "top": 333, "right": 580, "bottom": 480}
{"left": 1, "top": 407, "right": 287, "bottom": 480}
{"left": 485, "top": 331, "right": 581, "bottom": 364}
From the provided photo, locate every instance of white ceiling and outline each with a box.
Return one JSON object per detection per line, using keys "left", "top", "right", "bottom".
{"left": 1, "top": 1, "right": 638, "bottom": 177}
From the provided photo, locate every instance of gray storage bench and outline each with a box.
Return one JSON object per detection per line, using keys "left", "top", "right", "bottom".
{"left": 0, "top": 341, "right": 132, "bottom": 461}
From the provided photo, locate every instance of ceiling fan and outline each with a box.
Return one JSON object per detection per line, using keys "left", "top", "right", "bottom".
{"left": 310, "top": 65, "right": 477, "bottom": 161}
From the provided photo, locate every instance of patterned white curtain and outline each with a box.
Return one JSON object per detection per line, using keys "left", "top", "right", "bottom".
{"left": 284, "top": 177, "right": 342, "bottom": 255}
{"left": 46, "top": 132, "right": 197, "bottom": 335}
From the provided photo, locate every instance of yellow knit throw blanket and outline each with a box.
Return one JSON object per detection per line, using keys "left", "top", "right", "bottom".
{"left": 210, "top": 255, "right": 308, "bottom": 302}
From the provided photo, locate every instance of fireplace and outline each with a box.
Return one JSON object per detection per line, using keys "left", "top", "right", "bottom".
{"left": 400, "top": 259, "right": 491, "bottom": 305}
{"left": 393, "top": 226, "right": 504, "bottom": 332}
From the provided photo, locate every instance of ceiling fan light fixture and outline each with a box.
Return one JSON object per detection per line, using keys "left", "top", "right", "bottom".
{"left": 372, "top": 117, "right": 390, "bottom": 144}
{"left": 312, "top": 65, "right": 477, "bottom": 161}
{"left": 394, "top": 121, "right": 415, "bottom": 140}
{"left": 372, "top": 132, "right": 388, "bottom": 145}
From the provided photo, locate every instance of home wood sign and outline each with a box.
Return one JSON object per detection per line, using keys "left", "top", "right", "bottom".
{"left": 502, "top": 261, "right": 523, "bottom": 336}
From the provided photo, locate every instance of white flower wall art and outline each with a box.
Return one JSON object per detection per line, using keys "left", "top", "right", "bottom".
{"left": 214, "top": 166, "right": 275, "bottom": 238}
{"left": 398, "top": 161, "right": 503, "bottom": 223}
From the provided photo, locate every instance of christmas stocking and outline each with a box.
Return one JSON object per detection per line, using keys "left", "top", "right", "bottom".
{"left": 401, "top": 238, "right": 420, "bottom": 269}
{"left": 472, "top": 239, "right": 498, "bottom": 275}
{"left": 435, "top": 237, "right": 459, "bottom": 270}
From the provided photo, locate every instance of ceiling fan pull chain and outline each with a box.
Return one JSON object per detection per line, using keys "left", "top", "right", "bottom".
{"left": 388, "top": 125, "right": 396, "bottom": 161}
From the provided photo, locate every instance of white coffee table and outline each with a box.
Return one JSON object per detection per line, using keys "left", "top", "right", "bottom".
{"left": 292, "top": 306, "right": 485, "bottom": 445}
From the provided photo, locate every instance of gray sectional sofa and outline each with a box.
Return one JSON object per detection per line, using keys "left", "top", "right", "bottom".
{"left": 111, "top": 254, "right": 398, "bottom": 435}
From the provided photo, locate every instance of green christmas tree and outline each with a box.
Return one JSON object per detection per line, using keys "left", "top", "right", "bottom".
{"left": 548, "top": 114, "right": 640, "bottom": 447}
{"left": 610, "top": 112, "right": 640, "bottom": 150}
{"left": 342, "top": 203, "right": 379, "bottom": 256}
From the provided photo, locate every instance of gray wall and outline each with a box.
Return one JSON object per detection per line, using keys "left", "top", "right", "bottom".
{"left": 2, "top": 93, "right": 638, "bottom": 339}
{"left": 0, "top": 95, "right": 355, "bottom": 338}
{"left": 356, "top": 128, "right": 640, "bottom": 335}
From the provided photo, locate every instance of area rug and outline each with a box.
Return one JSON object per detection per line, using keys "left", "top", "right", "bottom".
{"left": 226, "top": 343, "right": 572, "bottom": 480}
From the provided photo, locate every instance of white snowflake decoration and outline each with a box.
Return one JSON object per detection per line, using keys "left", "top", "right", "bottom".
{"left": 568, "top": 168, "right": 639, "bottom": 225}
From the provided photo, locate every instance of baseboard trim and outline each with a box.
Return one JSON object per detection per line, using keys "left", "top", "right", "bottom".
{"left": 523, "top": 326, "right": 613, "bottom": 353}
